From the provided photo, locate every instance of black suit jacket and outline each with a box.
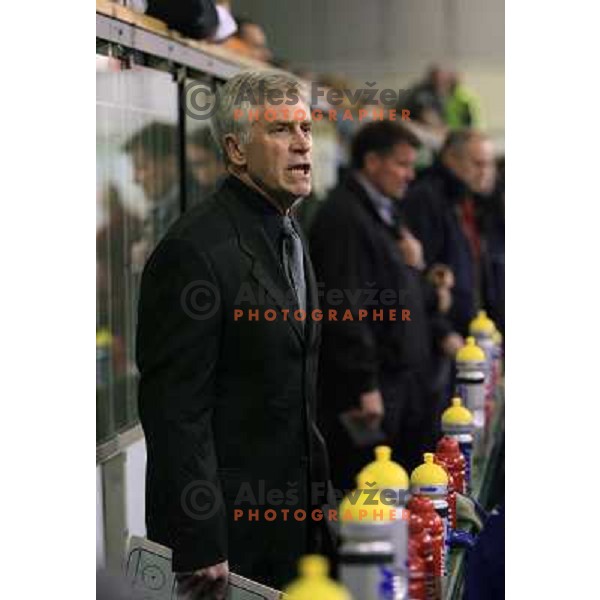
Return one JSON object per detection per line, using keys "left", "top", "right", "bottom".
{"left": 309, "top": 174, "right": 437, "bottom": 417}
{"left": 136, "top": 176, "right": 329, "bottom": 576}
{"left": 401, "top": 161, "right": 477, "bottom": 335}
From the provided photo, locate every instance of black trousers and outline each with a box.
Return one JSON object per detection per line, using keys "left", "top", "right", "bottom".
{"left": 320, "top": 369, "right": 440, "bottom": 495}
{"left": 381, "top": 370, "right": 441, "bottom": 474}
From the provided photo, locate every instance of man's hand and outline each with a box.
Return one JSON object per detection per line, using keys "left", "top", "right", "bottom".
{"left": 398, "top": 227, "right": 425, "bottom": 270}
{"left": 437, "top": 286, "right": 453, "bottom": 314}
{"left": 176, "top": 560, "right": 229, "bottom": 600}
{"left": 427, "top": 264, "right": 455, "bottom": 290}
{"left": 343, "top": 389, "right": 385, "bottom": 431}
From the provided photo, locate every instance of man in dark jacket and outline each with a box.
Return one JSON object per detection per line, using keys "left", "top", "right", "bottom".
{"left": 477, "top": 159, "right": 505, "bottom": 333}
{"left": 403, "top": 65, "right": 450, "bottom": 127}
{"left": 309, "top": 121, "right": 457, "bottom": 487}
{"left": 401, "top": 130, "right": 497, "bottom": 335}
{"left": 136, "top": 71, "right": 330, "bottom": 596}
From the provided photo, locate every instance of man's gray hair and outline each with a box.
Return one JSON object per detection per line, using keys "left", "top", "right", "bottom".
{"left": 210, "top": 70, "right": 307, "bottom": 164}
{"left": 440, "top": 129, "right": 489, "bottom": 157}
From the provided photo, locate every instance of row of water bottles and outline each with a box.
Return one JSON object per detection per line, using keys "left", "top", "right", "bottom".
{"left": 283, "top": 418, "right": 477, "bottom": 598}
{"left": 456, "top": 309, "right": 503, "bottom": 449}
{"left": 282, "top": 437, "right": 468, "bottom": 600}
{"left": 281, "top": 310, "right": 502, "bottom": 600}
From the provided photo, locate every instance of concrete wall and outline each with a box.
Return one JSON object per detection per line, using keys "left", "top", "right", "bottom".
{"left": 231, "top": 0, "right": 505, "bottom": 143}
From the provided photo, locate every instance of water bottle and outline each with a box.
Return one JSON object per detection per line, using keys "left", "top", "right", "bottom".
{"left": 455, "top": 337, "right": 486, "bottom": 440}
{"left": 410, "top": 454, "right": 449, "bottom": 576}
{"left": 408, "top": 513, "right": 435, "bottom": 600}
{"left": 441, "top": 397, "right": 474, "bottom": 493}
{"left": 407, "top": 494, "right": 445, "bottom": 590}
{"left": 357, "top": 445, "right": 410, "bottom": 597}
{"left": 284, "top": 555, "right": 352, "bottom": 600}
{"left": 434, "top": 437, "right": 466, "bottom": 530}
{"left": 468, "top": 310, "right": 496, "bottom": 399}
{"left": 339, "top": 486, "right": 398, "bottom": 600}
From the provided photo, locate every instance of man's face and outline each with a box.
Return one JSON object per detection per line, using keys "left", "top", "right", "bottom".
{"left": 431, "top": 68, "right": 450, "bottom": 95}
{"left": 446, "top": 138, "right": 496, "bottom": 195}
{"left": 365, "top": 142, "right": 418, "bottom": 200}
{"left": 131, "top": 149, "right": 177, "bottom": 201}
{"left": 240, "top": 100, "right": 312, "bottom": 207}
{"left": 187, "top": 144, "right": 224, "bottom": 189}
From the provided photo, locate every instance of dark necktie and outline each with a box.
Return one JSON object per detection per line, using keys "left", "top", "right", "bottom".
{"left": 281, "top": 216, "right": 307, "bottom": 313}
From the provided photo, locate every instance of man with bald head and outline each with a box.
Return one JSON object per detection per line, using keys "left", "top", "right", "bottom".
{"left": 401, "top": 129, "right": 497, "bottom": 334}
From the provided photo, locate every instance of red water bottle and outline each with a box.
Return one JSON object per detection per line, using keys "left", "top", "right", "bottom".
{"left": 435, "top": 436, "right": 466, "bottom": 494}
{"left": 409, "top": 513, "right": 436, "bottom": 600}
{"left": 435, "top": 437, "right": 467, "bottom": 529}
{"left": 441, "top": 467, "right": 458, "bottom": 530}
{"left": 408, "top": 541, "right": 427, "bottom": 600}
{"left": 407, "top": 495, "right": 445, "bottom": 579}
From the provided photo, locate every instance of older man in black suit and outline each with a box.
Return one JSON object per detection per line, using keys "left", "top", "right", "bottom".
{"left": 136, "top": 70, "right": 330, "bottom": 596}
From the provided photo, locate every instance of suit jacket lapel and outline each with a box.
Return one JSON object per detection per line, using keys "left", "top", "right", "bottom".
{"left": 221, "top": 184, "right": 305, "bottom": 345}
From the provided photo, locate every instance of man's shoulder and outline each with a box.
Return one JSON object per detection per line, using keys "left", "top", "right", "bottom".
{"left": 316, "top": 177, "right": 367, "bottom": 221}
{"left": 164, "top": 187, "right": 237, "bottom": 254}
{"left": 404, "top": 168, "right": 446, "bottom": 206}
{"left": 310, "top": 178, "right": 373, "bottom": 250}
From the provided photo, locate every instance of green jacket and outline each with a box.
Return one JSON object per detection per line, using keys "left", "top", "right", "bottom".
{"left": 445, "top": 84, "right": 482, "bottom": 129}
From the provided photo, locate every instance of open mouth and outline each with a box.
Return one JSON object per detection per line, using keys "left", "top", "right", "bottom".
{"left": 288, "top": 164, "right": 311, "bottom": 176}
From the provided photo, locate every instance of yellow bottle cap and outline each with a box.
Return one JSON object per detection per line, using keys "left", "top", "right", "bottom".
{"left": 441, "top": 397, "right": 473, "bottom": 427}
{"left": 284, "top": 555, "right": 352, "bottom": 600}
{"left": 469, "top": 310, "right": 496, "bottom": 336}
{"left": 96, "top": 329, "right": 113, "bottom": 346}
{"left": 492, "top": 328, "right": 503, "bottom": 345}
{"left": 456, "top": 336, "right": 486, "bottom": 362}
{"left": 410, "top": 453, "right": 449, "bottom": 487}
{"left": 339, "top": 485, "right": 398, "bottom": 523}
{"left": 356, "top": 445, "right": 409, "bottom": 491}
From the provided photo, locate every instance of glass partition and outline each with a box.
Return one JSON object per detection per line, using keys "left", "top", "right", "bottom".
{"left": 96, "top": 55, "right": 179, "bottom": 444}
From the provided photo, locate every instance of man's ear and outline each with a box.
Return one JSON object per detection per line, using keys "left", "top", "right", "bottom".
{"left": 443, "top": 149, "right": 460, "bottom": 172}
{"left": 223, "top": 134, "right": 247, "bottom": 168}
{"left": 363, "top": 151, "right": 380, "bottom": 176}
